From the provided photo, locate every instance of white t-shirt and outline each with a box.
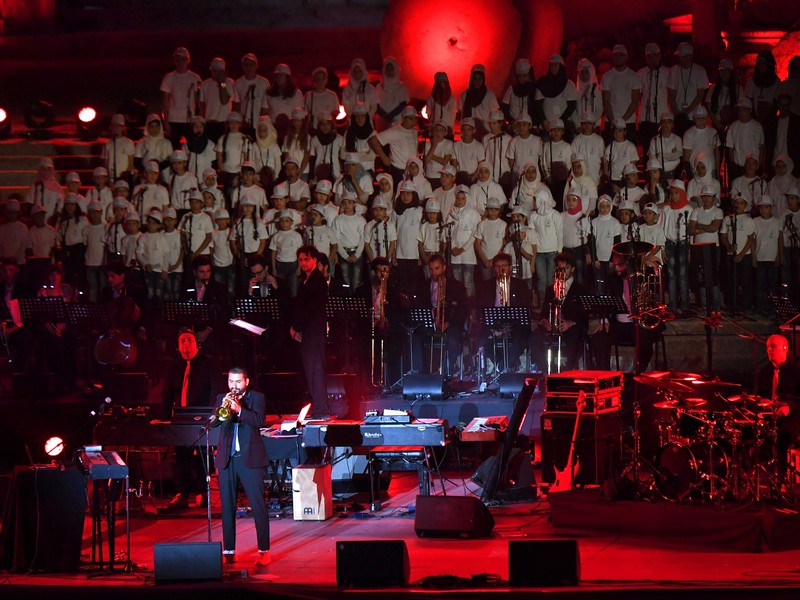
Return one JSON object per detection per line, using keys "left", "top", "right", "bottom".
{"left": 483, "top": 133, "right": 512, "bottom": 182}
{"left": 58, "top": 216, "right": 88, "bottom": 247}
{"left": 310, "top": 134, "right": 345, "bottom": 179}
{"left": 134, "top": 183, "right": 170, "bottom": 216}
{"left": 604, "top": 140, "right": 639, "bottom": 181}
{"left": 376, "top": 125, "right": 419, "bottom": 170}
{"left": 721, "top": 213, "right": 755, "bottom": 255}
{"left": 333, "top": 213, "right": 367, "bottom": 258}
{"left": 534, "top": 81, "right": 578, "bottom": 122}
{"left": 474, "top": 217, "right": 507, "bottom": 262}
{"left": 305, "top": 89, "right": 341, "bottom": 129}
{"left": 234, "top": 75, "right": 270, "bottom": 126}
{"left": 423, "top": 138, "right": 454, "bottom": 180}
{"left": 730, "top": 175, "right": 767, "bottom": 210}
{"left": 445, "top": 205, "right": 481, "bottom": 265}
{"left": 591, "top": 215, "right": 619, "bottom": 261}
{"left": 571, "top": 133, "right": 605, "bottom": 185}
{"left": 614, "top": 185, "right": 647, "bottom": 215}
{"left": 425, "top": 95, "right": 458, "bottom": 132}
{"left": 746, "top": 77, "right": 783, "bottom": 116}
{"left": 229, "top": 217, "right": 268, "bottom": 254}
{"left": 433, "top": 185, "right": 458, "bottom": 220}
{"left": 647, "top": 133, "right": 683, "bottom": 173}
{"left": 660, "top": 204, "right": 693, "bottom": 242}
{"left": 639, "top": 222, "right": 667, "bottom": 263}
{"left": 780, "top": 208, "right": 800, "bottom": 246}
{"left": 183, "top": 139, "right": 217, "bottom": 179}
{"left": 179, "top": 211, "right": 214, "bottom": 254}
{"left": 216, "top": 131, "right": 250, "bottom": 174}
{"left": 136, "top": 231, "right": 167, "bottom": 272}
{"left": 601, "top": 67, "right": 641, "bottom": 123}
{"left": 726, "top": 119, "right": 765, "bottom": 167}
{"left": 210, "top": 228, "right": 233, "bottom": 268}
{"left": 682, "top": 126, "right": 721, "bottom": 173}
{"left": 393, "top": 206, "right": 423, "bottom": 260}
{"left": 82, "top": 222, "right": 107, "bottom": 267}
{"left": 266, "top": 89, "right": 305, "bottom": 123}
{"left": 506, "top": 134, "right": 543, "bottom": 175}
{"left": 561, "top": 211, "right": 591, "bottom": 249}
{"left": 303, "top": 224, "right": 338, "bottom": 258}
{"left": 530, "top": 209, "right": 563, "bottom": 254}
{"left": 28, "top": 224, "right": 57, "bottom": 257}
{"left": 366, "top": 218, "right": 398, "bottom": 258}
{"left": 418, "top": 221, "right": 445, "bottom": 254}
{"left": 160, "top": 70, "right": 202, "bottom": 124}
{"left": 752, "top": 216, "right": 781, "bottom": 261}
{"left": 452, "top": 139, "right": 485, "bottom": 175}
{"left": 458, "top": 89, "right": 500, "bottom": 124}
{"left": 162, "top": 229, "right": 183, "bottom": 273}
{"left": 668, "top": 63, "right": 709, "bottom": 118}
{"left": 102, "top": 137, "right": 135, "bottom": 180}
{"left": 690, "top": 205, "right": 724, "bottom": 245}
{"left": 199, "top": 77, "right": 238, "bottom": 123}
{"left": 269, "top": 229, "right": 303, "bottom": 263}
{"left": 470, "top": 180, "right": 506, "bottom": 215}
{"left": 503, "top": 86, "right": 532, "bottom": 122}
{"left": 542, "top": 139, "right": 573, "bottom": 181}
{"left": 165, "top": 171, "right": 199, "bottom": 210}
{"left": 638, "top": 65, "right": 671, "bottom": 124}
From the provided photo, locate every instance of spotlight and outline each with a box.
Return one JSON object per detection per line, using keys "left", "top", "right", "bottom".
{"left": 24, "top": 99, "right": 55, "bottom": 138}
{"left": 77, "top": 106, "right": 100, "bottom": 141}
{"left": 0, "top": 108, "right": 11, "bottom": 139}
{"left": 421, "top": 105, "right": 429, "bottom": 120}
{"left": 44, "top": 436, "right": 65, "bottom": 458}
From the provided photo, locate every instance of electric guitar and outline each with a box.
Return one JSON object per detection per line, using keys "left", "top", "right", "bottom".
{"left": 549, "top": 391, "right": 586, "bottom": 494}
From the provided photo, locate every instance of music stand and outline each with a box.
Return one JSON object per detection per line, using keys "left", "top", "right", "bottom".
{"left": 18, "top": 297, "right": 67, "bottom": 324}
{"left": 577, "top": 294, "right": 628, "bottom": 317}
{"left": 234, "top": 297, "right": 281, "bottom": 322}
{"left": 325, "top": 297, "right": 370, "bottom": 374}
{"left": 771, "top": 296, "right": 800, "bottom": 362}
{"left": 162, "top": 301, "right": 210, "bottom": 325}
{"left": 482, "top": 306, "right": 531, "bottom": 379}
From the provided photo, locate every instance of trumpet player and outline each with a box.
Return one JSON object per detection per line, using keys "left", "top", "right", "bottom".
{"left": 214, "top": 367, "right": 272, "bottom": 567}
{"left": 530, "top": 251, "right": 589, "bottom": 372}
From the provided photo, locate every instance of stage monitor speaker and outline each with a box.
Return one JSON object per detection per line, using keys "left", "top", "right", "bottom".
{"left": 499, "top": 372, "right": 541, "bottom": 398}
{"left": 336, "top": 540, "right": 409, "bottom": 587}
{"left": 414, "top": 495, "right": 494, "bottom": 538}
{"left": 154, "top": 542, "right": 222, "bottom": 584}
{"left": 508, "top": 539, "right": 580, "bottom": 586}
{"left": 402, "top": 374, "right": 444, "bottom": 400}
{"left": 540, "top": 412, "right": 621, "bottom": 485}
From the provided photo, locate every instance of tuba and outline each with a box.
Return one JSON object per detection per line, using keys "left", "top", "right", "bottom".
{"left": 613, "top": 240, "right": 674, "bottom": 330}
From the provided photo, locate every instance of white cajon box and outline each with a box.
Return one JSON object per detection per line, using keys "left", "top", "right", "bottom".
{"left": 293, "top": 464, "right": 333, "bottom": 521}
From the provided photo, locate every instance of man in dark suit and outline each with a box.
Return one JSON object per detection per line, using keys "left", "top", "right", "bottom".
{"left": 161, "top": 328, "right": 223, "bottom": 510}
{"left": 290, "top": 245, "right": 329, "bottom": 417}
{"left": 757, "top": 334, "right": 800, "bottom": 450}
{"left": 178, "top": 255, "right": 229, "bottom": 356}
{"left": 0, "top": 257, "right": 35, "bottom": 372}
{"left": 531, "top": 251, "right": 589, "bottom": 372}
{"left": 590, "top": 252, "right": 663, "bottom": 373}
{"left": 409, "top": 253, "right": 468, "bottom": 376}
{"left": 476, "top": 253, "right": 532, "bottom": 373}
{"left": 214, "top": 366, "right": 271, "bottom": 567}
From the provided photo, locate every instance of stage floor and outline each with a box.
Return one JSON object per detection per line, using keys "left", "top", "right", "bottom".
{"left": 5, "top": 470, "right": 800, "bottom": 599}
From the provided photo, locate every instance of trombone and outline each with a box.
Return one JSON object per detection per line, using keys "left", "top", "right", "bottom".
{"left": 371, "top": 270, "right": 389, "bottom": 388}
{"left": 431, "top": 275, "right": 447, "bottom": 374}
{"left": 547, "top": 266, "right": 566, "bottom": 374}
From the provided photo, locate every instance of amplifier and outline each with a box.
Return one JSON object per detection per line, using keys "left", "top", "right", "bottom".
{"left": 545, "top": 392, "right": 621, "bottom": 414}
{"left": 546, "top": 370, "right": 623, "bottom": 395}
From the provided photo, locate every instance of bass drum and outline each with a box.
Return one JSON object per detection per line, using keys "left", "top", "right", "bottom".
{"left": 655, "top": 442, "right": 729, "bottom": 502}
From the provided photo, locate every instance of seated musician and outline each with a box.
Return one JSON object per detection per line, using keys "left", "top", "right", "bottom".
{"left": 409, "top": 253, "right": 467, "bottom": 376}
{"left": 0, "top": 257, "right": 34, "bottom": 372}
{"left": 161, "top": 328, "right": 223, "bottom": 511}
{"left": 530, "top": 251, "right": 589, "bottom": 372}
{"left": 757, "top": 334, "right": 800, "bottom": 452}
{"left": 590, "top": 251, "right": 664, "bottom": 372}
{"left": 97, "top": 261, "right": 148, "bottom": 370}
{"left": 356, "top": 257, "right": 406, "bottom": 386}
{"left": 178, "top": 254, "right": 230, "bottom": 356}
{"left": 476, "top": 253, "right": 532, "bottom": 373}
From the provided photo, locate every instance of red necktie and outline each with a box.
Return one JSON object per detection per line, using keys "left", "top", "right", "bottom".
{"left": 180, "top": 360, "right": 191, "bottom": 407}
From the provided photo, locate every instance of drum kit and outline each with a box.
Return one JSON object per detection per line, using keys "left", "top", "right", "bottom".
{"left": 627, "top": 371, "right": 797, "bottom": 505}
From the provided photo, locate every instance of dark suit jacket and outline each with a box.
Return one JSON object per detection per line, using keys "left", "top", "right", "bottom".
{"left": 477, "top": 276, "right": 532, "bottom": 311}
{"left": 179, "top": 278, "right": 229, "bottom": 328}
{"left": 765, "top": 112, "right": 800, "bottom": 177}
{"left": 757, "top": 360, "right": 800, "bottom": 407}
{"left": 410, "top": 276, "right": 468, "bottom": 330}
{"left": 161, "top": 352, "right": 223, "bottom": 420}
{"left": 292, "top": 268, "right": 328, "bottom": 338}
{"left": 214, "top": 388, "right": 268, "bottom": 470}
{"left": 539, "top": 278, "right": 589, "bottom": 333}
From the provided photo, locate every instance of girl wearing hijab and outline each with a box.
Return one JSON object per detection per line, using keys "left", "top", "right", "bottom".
{"left": 135, "top": 114, "right": 173, "bottom": 172}
{"left": 182, "top": 116, "right": 216, "bottom": 179}
{"left": 459, "top": 64, "right": 499, "bottom": 141}
{"left": 251, "top": 115, "right": 282, "bottom": 191}
{"left": 575, "top": 58, "right": 602, "bottom": 130}
{"left": 376, "top": 57, "right": 409, "bottom": 130}
{"left": 444, "top": 185, "right": 481, "bottom": 298}
{"left": 589, "top": 195, "right": 619, "bottom": 293}
{"left": 660, "top": 180, "right": 694, "bottom": 316}
{"left": 266, "top": 63, "right": 304, "bottom": 139}
{"left": 373, "top": 173, "right": 395, "bottom": 217}
{"left": 706, "top": 59, "right": 742, "bottom": 135}
{"left": 343, "top": 102, "right": 376, "bottom": 175}
{"left": 645, "top": 159, "right": 668, "bottom": 206}
{"left": 502, "top": 58, "right": 536, "bottom": 125}
{"left": 470, "top": 160, "right": 506, "bottom": 216}
{"left": 343, "top": 58, "right": 378, "bottom": 120}
{"left": 766, "top": 156, "right": 797, "bottom": 215}
{"left": 686, "top": 153, "right": 720, "bottom": 207}
{"left": 509, "top": 162, "right": 554, "bottom": 217}
{"left": 529, "top": 190, "right": 563, "bottom": 304}
{"left": 564, "top": 153, "right": 598, "bottom": 216}
{"left": 398, "top": 157, "right": 433, "bottom": 202}
{"left": 309, "top": 111, "right": 344, "bottom": 181}
{"left": 746, "top": 50, "right": 781, "bottom": 124}
{"left": 25, "top": 158, "right": 64, "bottom": 222}
{"left": 426, "top": 72, "right": 458, "bottom": 135}
{"left": 334, "top": 153, "right": 373, "bottom": 215}
{"left": 534, "top": 55, "right": 577, "bottom": 138}
{"left": 562, "top": 192, "right": 591, "bottom": 284}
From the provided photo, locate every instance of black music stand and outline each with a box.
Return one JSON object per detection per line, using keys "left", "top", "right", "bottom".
{"left": 234, "top": 297, "right": 281, "bottom": 322}
{"left": 326, "top": 297, "right": 370, "bottom": 374}
{"left": 162, "top": 301, "right": 210, "bottom": 325}
{"left": 482, "top": 306, "right": 531, "bottom": 379}
{"left": 771, "top": 296, "right": 800, "bottom": 363}
{"left": 578, "top": 294, "right": 628, "bottom": 317}
{"left": 18, "top": 297, "right": 67, "bottom": 324}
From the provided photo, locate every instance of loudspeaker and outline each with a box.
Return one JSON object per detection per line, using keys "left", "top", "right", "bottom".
{"left": 414, "top": 495, "right": 494, "bottom": 538}
{"left": 499, "top": 372, "right": 541, "bottom": 398}
{"left": 509, "top": 539, "right": 580, "bottom": 586}
{"left": 402, "top": 374, "right": 444, "bottom": 400}
{"left": 540, "top": 412, "right": 621, "bottom": 485}
{"left": 154, "top": 542, "right": 222, "bottom": 584}
{"left": 336, "top": 540, "right": 409, "bottom": 587}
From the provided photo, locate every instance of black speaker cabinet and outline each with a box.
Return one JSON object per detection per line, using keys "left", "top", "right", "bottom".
{"left": 509, "top": 539, "right": 581, "bottom": 586}
{"left": 402, "top": 374, "right": 444, "bottom": 400}
{"left": 499, "top": 372, "right": 541, "bottom": 398}
{"left": 154, "top": 542, "right": 222, "bottom": 584}
{"left": 414, "top": 495, "right": 494, "bottom": 538}
{"left": 336, "top": 540, "right": 409, "bottom": 587}
{"left": 540, "top": 412, "right": 621, "bottom": 485}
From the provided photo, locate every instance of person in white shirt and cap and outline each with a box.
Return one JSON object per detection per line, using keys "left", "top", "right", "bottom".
{"left": 334, "top": 153, "right": 372, "bottom": 211}
{"left": 103, "top": 114, "right": 136, "bottom": 181}
{"left": 365, "top": 197, "right": 397, "bottom": 263}
{"left": 332, "top": 191, "right": 367, "bottom": 293}
{"left": 639, "top": 202, "right": 667, "bottom": 264}
{"left": 686, "top": 152, "right": 721, "bottom": 207}
{"left": 614, "top": 162, "right": 646, "bottom": 215}
{"left": 601, "top": 44, "right": 642, "bottom": 144}
{"left": 392, "top": 179, "right": 424, "bottom": 293}
{"left": 638, "top": 43, "right": 671, "bottom": 150}
{"left": 752, "top": 195, "right": 783, "bottom": 316}
{"left": 647, "top": 112, "right": 683, "bottom": 179}
{"left": 668, "top": 42, "right": 709, "bottom": 135}
{"left": 199, "top": 57, "right": 239, "bottom": 142}
{"left": 305, "top": 66, "right": 341, "bottom": 133}
{"left": 506, "top": 113, "right": 543, "bottom": 179}
{"left": 661, "top": 179, "right": 694, "bottom": 316}
{"left": 720, "top": 195, "right": 756, "bottom": 315}
{"left": 31, "top": 203, "right": 56, "bottom": 259}
{"left": 705, "top": 58, "right": 743, "bottom": 134}
{"left": 234, "top": 53, "right": 269, "bottom": 135}
{"left": 370, "top": 105, "right": 420, "bottom": 185}
{"left": 452, "top": 117, "right": 486, "bottom": 184}
{"left": 265, "top": 63, "right": 305, "bottom": 138}
{"left": 444, "top": 184, "right": 482, "bottom": 298}
{"left": 216, "top": 112, "right": 252, "bottom": 197}
{"left": 564, "top": 152, "right": 598, "bottom": 215}
{"left": 730, "top": 153, "right": 766, "bottom": 210}
{"left": 571, "top": 112, "right": 605, "bottom": 186}
{"left": 423, "top": 120, "right": 455, "bottom": 182}
{"left": 575, "top": 59, "right": 601, "bottom": 130}
{"left": 746, "top": 50, "right": 782, "bottom": 125}
{"left": 136, "top": 113, "right": 174, "bottom": 172}
{"left": 682, "top": 106, "right": 721, "bottom": 178}
{"left": 726, "top": 98, "right": 765, "bottom": 182}
{"left": 179, "top": 190, "right": 215, "bottom": 260}
{"left": 160, "top": 47, "right": 202, "bottom": 146}
{"left": 534, "top": 54, "right": 577, "bottom": 136}
{"left": 270, "top": 209, "right": 304, "bottom": 297}
{"left": 470, "top": 160, "right": 507, "bottom": 216}
{"left": 483, "top": 109, "right": 513, "bottom": 192}
{"left": 165, "top": 149, "right": 200, "bottom": 210}
{"left": 541, "top": 118, "right": 572, "bottom": 209}
{"left": 474, "top": 196, "right": 508, "bottom": 283}
{"left": 603, "top": 118, "right": 640, "bottom": 189}
{"left": 690, "top": 184, "right": 724, "bottom": 310}
{"left": 25, "top": 157, "right": 63, "bottom": 222}
{"left": 433, "top": 163, "right": 459, "bottom": 218}
{"left": 418, "top": 198, "right": 445, "bottom": 277}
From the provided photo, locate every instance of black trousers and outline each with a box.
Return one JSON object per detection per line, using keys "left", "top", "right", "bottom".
{"left": 300, "top": 330, "right": 329, "bottom": 417}
{"left": 219, "top": 453, "right": 270, "bottom": 553}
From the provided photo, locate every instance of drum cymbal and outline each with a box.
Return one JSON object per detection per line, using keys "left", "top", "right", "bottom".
{"left": 644, "top": 370, "right": 703, "bottom": 381}
{"left": 756, "top": 398, "right": 788, "bottom": 408}
{"left": 635, "top": 374, "right": 694, "bottom": 394}
{"left": 652, "top": 397, "right": 708, "bottom": 409}
{"left": 686, "top": 379, "right": 741, "bottom": 393}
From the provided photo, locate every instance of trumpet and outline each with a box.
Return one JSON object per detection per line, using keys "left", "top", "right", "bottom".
{"left": 215, "top": 391, "right": 240, "bottom": 422}
{"left": 371, "top": 271, "right": 388, "bottom": 387}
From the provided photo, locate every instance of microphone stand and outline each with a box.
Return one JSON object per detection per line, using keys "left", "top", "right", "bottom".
{"left": 193, "top": 411, "right": 219, "bottom": 543}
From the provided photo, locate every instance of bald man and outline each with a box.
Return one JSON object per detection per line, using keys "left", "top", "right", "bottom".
{"left": 757, "top": 334, "right": 800, "bottom": 450}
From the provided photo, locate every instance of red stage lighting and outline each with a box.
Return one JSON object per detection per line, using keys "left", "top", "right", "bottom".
{"left": 0, "top": 108, "right": 10, "bottom": 139}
